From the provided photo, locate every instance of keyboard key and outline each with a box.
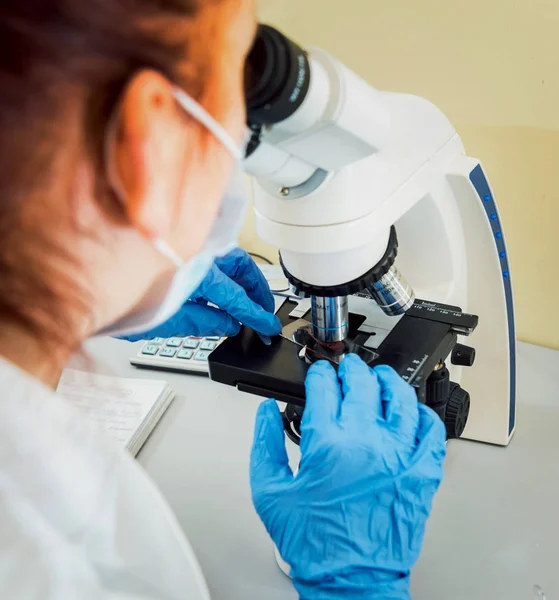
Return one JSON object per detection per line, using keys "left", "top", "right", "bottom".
{"left": 151, "top": 338, "right": 165, "bottom": 345}
{"left": 160, "top": 348, "right": 177, "bottom": 358}
{"left": 200, "top": 341, "right": 217, "bottom": 351}
{"left": 142, "top": 345, "right": 159, "bottom": 356}
{"left": 184, "top": 339, "right": 200, "bottom": 349}
{"left": 206, "top": 337, "right": 221, "bottom": 341}
{"left": 166, "top": 337, "right": 183, "bottom": 348}
{"left": 177, "top": 349, "right": 194, "bottom": 360}
{"left": 194, "top": 351, "right": 211, "bottom": 362}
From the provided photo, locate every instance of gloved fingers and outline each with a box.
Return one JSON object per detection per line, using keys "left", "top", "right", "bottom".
{"left": 408, "top": 404, "right": 447, "bottom": 496}
{"left": 416, "top": 403, "right": 447, "bottom": 460}
{"left": 176, "top": 303, "right": 244, "bottom": 337}
{"left": 300, "top": 361, "right": 341, "bottom": 451}
{"left": 250, "top": 400, "right": 294, "bottom": 493}
{"left": 338, "top": 354, "right": 382, "bottom": 425}
{"left": 121, "top": 302, "right": 242, "bottom": 341}
{"left": 215, "top": 248, "right": 276, "bottom": 314}
{"left": 198, "top": 264, "right": 281, "bottom": 336}
{"left": 375, "top": 365, "right": 419, "bottom": 444}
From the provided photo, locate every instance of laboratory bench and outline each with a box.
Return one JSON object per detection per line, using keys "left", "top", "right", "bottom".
{"left": 84, "top": 338, "right": 559, "bottom": 600}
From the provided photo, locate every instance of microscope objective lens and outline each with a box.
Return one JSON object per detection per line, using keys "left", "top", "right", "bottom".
{"left": 311, "top": 296, "right": 349, "bottom": 343}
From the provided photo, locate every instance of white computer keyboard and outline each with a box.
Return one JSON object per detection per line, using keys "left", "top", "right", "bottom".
{"left": 130, "top": 336, "right": 225, "bottom": 375}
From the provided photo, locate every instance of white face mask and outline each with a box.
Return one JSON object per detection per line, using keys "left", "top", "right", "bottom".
{"left": 98, "top": 88, "right": 250, "bottom": 338}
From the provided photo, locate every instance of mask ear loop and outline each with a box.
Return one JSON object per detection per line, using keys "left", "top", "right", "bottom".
{"left": 152, "top": 238, "right": 183, "bottom": 268}
{"left": 105, "top": 87, "right": 245, "bottom": 270}
{"left": 173, "top": 88, "right": 244, "bottom": 160}
{"left": 171, "top": 88, "right": 251, "bottom": 259}
{"left": 103, "top": 101, "right": 185, "bottom": 269}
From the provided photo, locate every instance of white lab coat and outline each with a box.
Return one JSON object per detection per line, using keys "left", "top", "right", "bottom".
{"left": 0, "top": 357, "right": 211, "bottom": 599}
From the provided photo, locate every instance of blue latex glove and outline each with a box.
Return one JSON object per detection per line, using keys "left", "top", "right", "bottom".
{"left": 122, "top": 248, "right": 281, "bottom": 342}
{"left": 250, "top": 356, "right": 447, "bottom": 600}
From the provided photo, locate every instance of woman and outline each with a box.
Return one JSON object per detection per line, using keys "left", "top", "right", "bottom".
{"left": 0, "top": 1, "right": 447, "bottom": 598}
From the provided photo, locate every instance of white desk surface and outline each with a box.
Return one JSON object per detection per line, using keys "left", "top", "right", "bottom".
{"left": 83, "top": 339, "right": 559, "bottom": 600}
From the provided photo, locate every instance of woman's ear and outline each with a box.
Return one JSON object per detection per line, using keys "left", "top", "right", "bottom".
{"left": 105, "top": 70, "right": 195, "bottom": 240}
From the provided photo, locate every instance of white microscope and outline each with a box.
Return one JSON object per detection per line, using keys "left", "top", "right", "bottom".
{"left": 209, "top": 24, "right": 516, "bottom": 447}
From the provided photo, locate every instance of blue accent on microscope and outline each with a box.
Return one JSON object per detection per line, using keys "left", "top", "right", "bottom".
{"left": 469, "top": 165, "right": 516, "bottom": 435}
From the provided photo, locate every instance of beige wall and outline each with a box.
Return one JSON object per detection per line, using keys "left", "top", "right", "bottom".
{"left": 240, "top": 0, "right": 559, "bottom": 349}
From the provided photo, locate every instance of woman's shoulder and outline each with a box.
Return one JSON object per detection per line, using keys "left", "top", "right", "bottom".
{"left": 0, "top": 356, "right": 123, "bottom": 525}
{"left": 0, "top": 356, "right": 211, "bottom": 600}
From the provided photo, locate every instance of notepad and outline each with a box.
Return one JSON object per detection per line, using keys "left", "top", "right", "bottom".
{"left": 57, "top": 369, "right": 175, "bottom": 457}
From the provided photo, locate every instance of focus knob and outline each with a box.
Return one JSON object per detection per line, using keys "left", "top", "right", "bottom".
{"left": 445, "top": 385, "right": 471, "bottom": 439}
{"left": 451, "top": 344, "right": 476, "bottom": 367}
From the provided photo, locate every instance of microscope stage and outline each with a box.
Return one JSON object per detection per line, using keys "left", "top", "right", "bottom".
{"left": 209, "top": 298, "right": 478, "bottom": 407}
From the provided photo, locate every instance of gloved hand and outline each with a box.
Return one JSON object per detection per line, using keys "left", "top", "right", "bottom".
{"left": 250, "top": 355, "right": 447, "bottom": 600}
{"left": 121, "top": 248, "right": 281, "bottom": 342}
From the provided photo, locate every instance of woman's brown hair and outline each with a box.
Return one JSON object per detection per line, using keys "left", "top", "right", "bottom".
{"left": 0, "top": 0, "right": 223, "bottom": 347}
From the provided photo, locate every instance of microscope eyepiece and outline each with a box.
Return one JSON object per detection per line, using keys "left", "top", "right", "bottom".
{"left": 245, "top": 25, "right": 311, "bottom": 127}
